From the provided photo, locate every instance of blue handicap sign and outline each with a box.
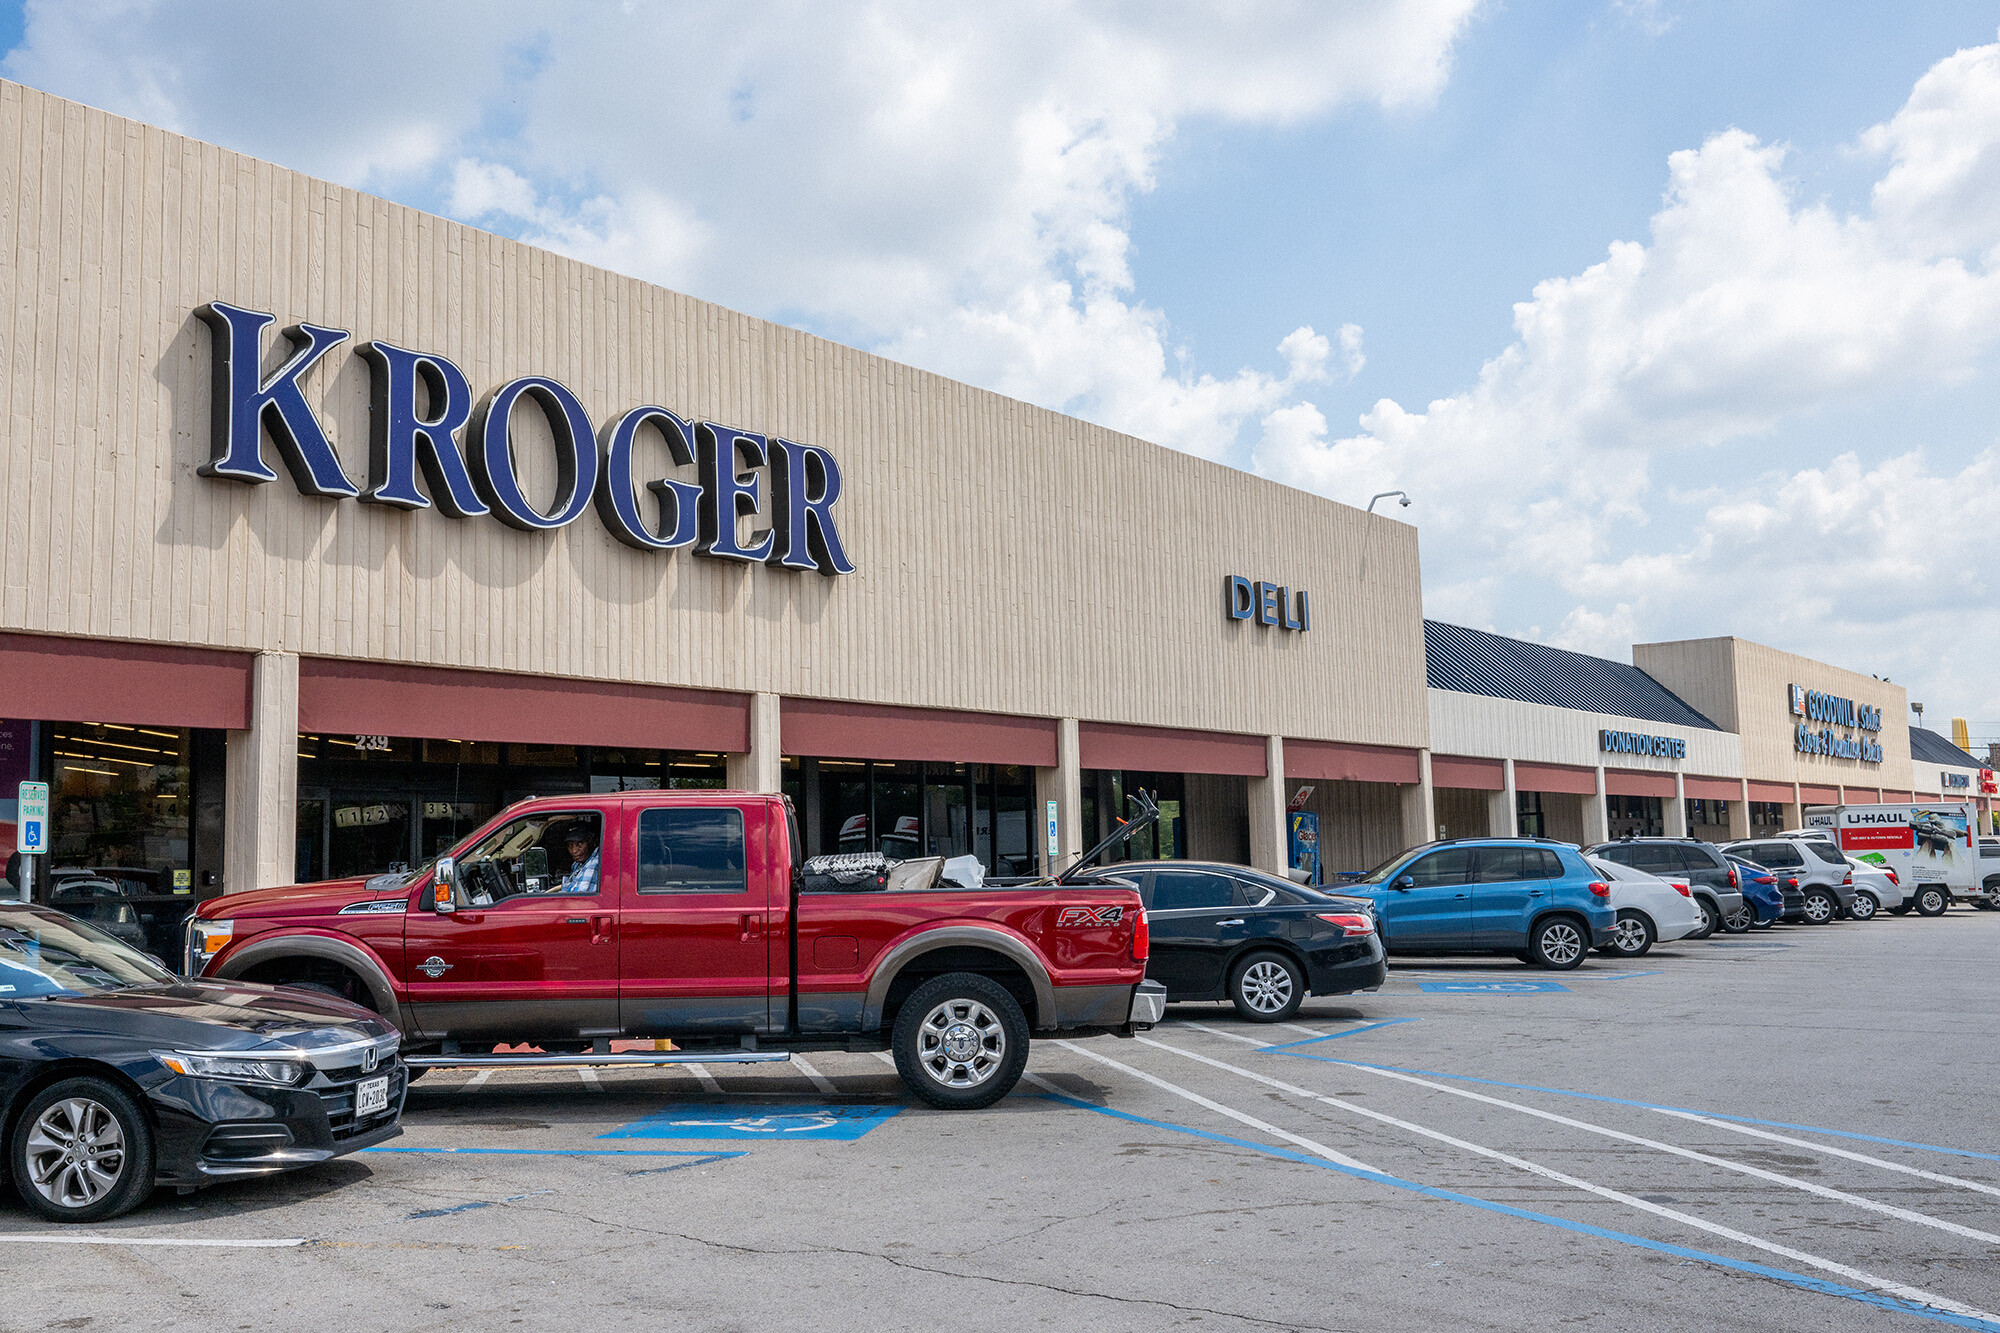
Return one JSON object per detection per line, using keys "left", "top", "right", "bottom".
{"left": 598, "top": 1102, "right": 902, "bottom": 1142}
{"left": 1419, "top": 981, "right": 1570, "bottom": 994}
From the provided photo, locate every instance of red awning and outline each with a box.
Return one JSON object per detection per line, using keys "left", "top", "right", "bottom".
{"left": 1080, "top": 723, "right": 1268, "bottom": 777}
{"left": 1747, "top": 781, "right": 1795, "bottom": 804}
{"left": 1283, "top": 739, "right": 1422, "bottom": 785}
{"left": 1429, "top": 754, "right": 1505, "bottom": 791}
{"left": 0, "top": 631, "right": 250, "bottom": 729}
{"left": 1842, "top": 787, "right": 1882, "bottom": 804}
{"left": 781, "top": 699, "right": 1057, "bottom": 767}
{"left": 1880, "top": 790, "right": 1913, "bottom": 803}
{"left": 1604, "top": 769, "right": 1676, "bottom": 799}
{"left": 1799, "top": 784, "right": 1841, "bottom": 804}
{"left": 299, "top": 659, "right": 748, "bottom": 752}
{"left": 1683, "top": 776, "right": 1741, "bottom": 801}
{"left": 1513, "top": 762, "right": 1599, "bottom": 795}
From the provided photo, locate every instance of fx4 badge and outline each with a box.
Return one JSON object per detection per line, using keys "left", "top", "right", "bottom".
{"left": 1057, "top": 905, "right": 1124, "bottom": 927}
{"left": 416, "top": 956, "right": 453, "bottom": 979}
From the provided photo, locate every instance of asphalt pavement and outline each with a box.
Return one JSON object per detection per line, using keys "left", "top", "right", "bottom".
{"left": 6, "top": 908, "right": 2000, "bottom": 1332}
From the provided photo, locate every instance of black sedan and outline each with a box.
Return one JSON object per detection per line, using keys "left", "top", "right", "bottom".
{"left": 1, "top": 903, "right": 405, "bottom": 1223}
{"left": 1067, "top": 861, "right": 1385, "bottom": 1022}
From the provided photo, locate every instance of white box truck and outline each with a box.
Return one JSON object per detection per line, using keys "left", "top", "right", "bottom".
{"left": 1804, "top": 802, "right": 1993, "bottom": 914}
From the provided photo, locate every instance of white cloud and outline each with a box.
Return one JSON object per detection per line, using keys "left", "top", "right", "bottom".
{"left": 1259, "top": 35, "right": 2000, "bottom": 717}
{"left": 1, "top": 0, "right": 1478, "bottom": 463}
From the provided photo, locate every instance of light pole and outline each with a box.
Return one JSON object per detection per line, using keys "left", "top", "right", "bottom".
{"left": 1367, "top": 491, "right": 1411, "bottom": 514}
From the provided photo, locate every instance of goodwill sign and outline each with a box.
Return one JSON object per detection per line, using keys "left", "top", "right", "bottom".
{"left": 195, "top": 302, "right": 855, "bottom": 576}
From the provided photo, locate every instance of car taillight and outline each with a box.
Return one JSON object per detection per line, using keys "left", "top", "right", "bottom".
{"left": 1884, "top": 868, "right": 1898, "bottom": 885}
{"left": 1842, "top": 872, "right": 1853, "bottom": 885}
{"left": 1133, "top": 908, "right": 1149, "bottom": 962}
{"left": 1672, "top": 882, "right": 1692, "bottom": 897}
{"left": 1588, "top": 881, "right": 1611, "bottom": 898}
{"left": 1316, "top": 912, "right": 1375, "bottom": 935}
{"left": 1728, "top": 866, "right": 1738, "bottom": 889}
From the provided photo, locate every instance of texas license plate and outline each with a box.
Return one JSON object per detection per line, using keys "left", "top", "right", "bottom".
{"left": 355, "top": 1075, "right": 390, "bottom": 1117}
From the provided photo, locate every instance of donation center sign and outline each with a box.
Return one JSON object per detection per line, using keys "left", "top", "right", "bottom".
{"left": 195, "top": 302, "right": 855, "bottom": 577}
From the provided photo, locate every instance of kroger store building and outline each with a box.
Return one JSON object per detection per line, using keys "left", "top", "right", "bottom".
{"left": 0, "top": 83, "right": 1990, "bottom": 951}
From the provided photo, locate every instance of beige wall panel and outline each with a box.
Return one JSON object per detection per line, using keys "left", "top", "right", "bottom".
{"left": 1427, "top": 689, "right": 1742, "bottom": 777}
{"left": 1433, "top": 786, "right": 1491, "bottom": 839}
{"left": 1636, "top": 637, "right": 1910, "bottom": 790}
{"left": 0, "top": 83, "right": 1426, "bottom": 747}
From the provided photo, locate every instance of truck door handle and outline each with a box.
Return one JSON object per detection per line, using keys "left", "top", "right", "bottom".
{"left": 590, "top": 915, "right": 614, "bottom": 944}
{"left": 1216, "top": 919, "right": 1245, "bottom": 927}
{"left": 740, "top": 914, "right": 761, "bottom": 941}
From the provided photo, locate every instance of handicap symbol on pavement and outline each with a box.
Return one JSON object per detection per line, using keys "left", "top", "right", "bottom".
{"left": 599, "top": 1102, "right": 903, "bottom": 1142}
{"left": 1418, "top": 981, "right": 1571, "bottom": 994}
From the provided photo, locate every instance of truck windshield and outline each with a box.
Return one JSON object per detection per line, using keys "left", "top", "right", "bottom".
{"left": 0, "top": 905, "right": 176, "bottom": 998}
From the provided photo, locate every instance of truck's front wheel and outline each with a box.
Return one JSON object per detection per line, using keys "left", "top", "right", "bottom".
{"left": 892, "top": 973, "right": 1029, "bottom": 1111}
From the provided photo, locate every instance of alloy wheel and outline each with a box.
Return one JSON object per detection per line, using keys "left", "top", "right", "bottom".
{"left": 1538, "top": 922, "right": 1583, "bottom": 966}
{"left": 1804, "top": 893, "right": 1834, "bottom": 924}
{"left": 1611, "top": 918, "right": 1647, "bottom": 954}
{"left": 1723, "top": 903, "right": 1754, "bottom": 932}
{"left": 24, "top": 1098, "right": 126, "bottom": 1210}
{"left": 1238, "top": 960, "right": 1296, "bottom": 1014}
{"left": 1850, "top": 893, "right": 1878, "bottom": 921}
{"left": 915, "top": 997, "right": 1007, "bottom": 1089}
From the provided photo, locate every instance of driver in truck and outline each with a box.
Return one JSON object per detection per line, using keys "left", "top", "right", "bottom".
{"left": 558, "top": 827, "right": 600, "bottom": 894}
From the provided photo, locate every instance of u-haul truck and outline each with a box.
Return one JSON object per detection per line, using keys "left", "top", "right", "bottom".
{"left": 1804, "top": 802, "right": 1993, "bottom": 911}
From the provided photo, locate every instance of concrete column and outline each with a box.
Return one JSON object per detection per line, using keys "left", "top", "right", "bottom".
{"left": 1033, "top": 718, "right": 1083, "bottom": 874}
{"left": 1247, "top": 735, "right": 1287, "bottom": 874}
{"left": 224, "top": 651, "right": 299, "bottom": 893}
{"left": 1487, "top": 758, "right": 1518, "bottom": 837}
{"left": 1782, "top": 782, "right": 1803, "bottom": 833}
{"left": 1583, "top": 765, "right": 1610, "bottom": 844}
{"left": 1729, "top": 779, "right": 1752, "bottom": 839}
{"left": 725, "top": 692, "right": 783, "bottom": 793}
{"left": 1665, "top": 771, "right": 1688, "bottom": 837}
{"left": 1399, "top": 749, "right": 1436, "bottom": 848}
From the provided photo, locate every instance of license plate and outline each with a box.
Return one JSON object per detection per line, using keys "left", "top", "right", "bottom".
{"left": 355, "top": 1074, "right": 390, "bottom": 1117}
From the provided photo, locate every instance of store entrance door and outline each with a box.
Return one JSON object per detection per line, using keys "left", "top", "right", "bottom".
{"left": 298, "top": 787, "right": 499, "bottom": 884}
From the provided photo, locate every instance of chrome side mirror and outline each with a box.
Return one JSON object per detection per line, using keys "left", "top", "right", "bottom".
{"left": 431, "top": 857, "right": 457, "bottom": 913}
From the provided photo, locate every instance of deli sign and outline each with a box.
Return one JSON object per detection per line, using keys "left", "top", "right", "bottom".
{"left": 194, "top": 302, "right": 854, "bottom": 576}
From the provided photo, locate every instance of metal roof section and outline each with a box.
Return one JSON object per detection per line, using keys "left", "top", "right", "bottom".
{"left": 1910, "top": 726, "right": 1984, "bottom": 770}
{"left": 1425, "top": 621, "right": 1723, "bottom": 731}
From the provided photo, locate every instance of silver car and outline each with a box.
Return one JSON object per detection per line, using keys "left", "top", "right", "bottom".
{"left": 1722, "top": 838, "right": 1858, "bottom": 925}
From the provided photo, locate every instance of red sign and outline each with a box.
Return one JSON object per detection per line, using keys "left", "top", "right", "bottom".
{"left": 1840, "top": 825, "right": 1914, "bottom": 851}
{"left": 1981, "top": 769, "right": 1997, "bottom": 796}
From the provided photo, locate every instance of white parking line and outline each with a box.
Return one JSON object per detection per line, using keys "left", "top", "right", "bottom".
{"left": 685, "top": 1064, "right": 722, "bottom": 1093}
{"left": 1125, "top": 1034, "right": 2000, "bottom": 1324}
{"left": 1654, "top": 1109, "right": 2000, "bottom": 1200}
{"left": 1048, "top": 1043, "right": 1379, "bottom": 1173}
{"left": 577, "top": 1067, "right": 602, "bottom": 1092}
{"left": 456, "top": 1070, "right": 494, "bottom": 1094}
{"left": 1333, "top": 1060, "right": 2000, "bottom": 1246}
{"left": 0, "top": 1234, "right": 306, "bottom": 1247}
{"left": 1173, "top": 1021, "right": 1273, "bottom": 1048}
{"left": 790, "top": 1054, "right": 837, "bottom": 1095}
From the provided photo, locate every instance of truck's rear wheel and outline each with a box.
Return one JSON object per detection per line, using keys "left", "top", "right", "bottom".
{"left": 1916, "top": 887, "right": 1949, "bottom": 917}
{"left": 891, "top": 973, "right": 1029, "bottom": 1111}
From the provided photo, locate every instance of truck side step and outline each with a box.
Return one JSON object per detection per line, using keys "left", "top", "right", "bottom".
{"left": 405, "top": 1051, "right": 796, "bottom": 1069}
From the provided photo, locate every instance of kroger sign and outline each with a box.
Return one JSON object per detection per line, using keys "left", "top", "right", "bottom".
{"left": 195, "top": 302, "right": 854, "bottom": 576}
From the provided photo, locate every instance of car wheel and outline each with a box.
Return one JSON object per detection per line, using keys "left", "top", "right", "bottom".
{"left": 1691, "top": 898, "right": 1719, "bottom": 939}
{"left": 1228, "top": 951, "right": 1306, "bottom": 1023}
{"left": 1529, "top": 916, "right": 1588, "bottom": 971}
{"left": 1801, "top": 889, "right": 1838, "bottom": 924}
{"left": 9, "top": 1077, "right": 155, "bottom": 1224}
{"left": 1916, "top": 887, "right": 1949, "bottom": 917}
{"left": 1721, "top": 901, "right": 1754, "bottom": 933}
{"left": 891, "top": 972, "right": 1030, "bottom": 1111}
{"left": 1848, "top": 892, "right": 1879, "bottom": 922}
{"left": 1602, "top": 910, "right": 1654, "bottom": 958}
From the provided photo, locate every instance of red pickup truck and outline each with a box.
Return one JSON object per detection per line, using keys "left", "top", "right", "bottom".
{"left": 182, "top": 791, "right": 1162, "bottom": 1108}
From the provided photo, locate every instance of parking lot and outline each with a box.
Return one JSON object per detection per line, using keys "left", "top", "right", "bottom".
{"left": 6, "top": 909, "right": 2000, "bottom": 1332}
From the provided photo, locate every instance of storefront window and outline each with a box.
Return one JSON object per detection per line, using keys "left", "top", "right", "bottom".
{"left": 1607, "top": 795, "right": 1664, "bottom": 838}
{"left": 1086, "top": 771, "right": 1187, "bottom": 862}
{"left": 798, "top": 758, "right": 1032, "bottom": 873}
{"left": 1516, "top": 791, "right": 1545, "bottom": 838}
{"left": 48, "top": 723, "right": 191, "bottom": 879}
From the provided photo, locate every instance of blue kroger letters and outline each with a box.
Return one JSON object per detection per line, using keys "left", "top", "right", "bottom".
{"left": 196, "top": 302, "right": 853, "bottom": 575}
{"left": 196, "top": 301, "right": 357, "bottom": 497}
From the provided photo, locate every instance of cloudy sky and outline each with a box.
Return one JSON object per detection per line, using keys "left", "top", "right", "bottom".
{"left": 5, "top": 1, "right": 1999, "bottom": 741}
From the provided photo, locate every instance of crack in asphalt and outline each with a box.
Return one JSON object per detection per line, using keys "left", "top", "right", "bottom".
{"left": 517, "top": 1203, "right": 1357, "bottom": 1331}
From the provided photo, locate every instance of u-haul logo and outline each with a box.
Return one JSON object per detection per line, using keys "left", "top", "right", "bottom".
{"left": 1057, "top": 906, "right": 1124, "bottom": 927}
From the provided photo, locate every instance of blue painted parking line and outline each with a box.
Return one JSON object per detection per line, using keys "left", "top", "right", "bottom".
{"left": 1040, "top": 1094, "right": 2000, "bottom": 1332}
{"left": 1262, "top": 1018, "right": 1423, "bottom": 1050}
{"left": 1590, "top": 971, "right": 1663, "bottom": 981}
{"left": 598, "top": 1102, "right": 902, "bottom": 1141}
{"left": 367, "top": 1147, "right": 749, "bottom": 1159}
{"left": 1419, "top": 981, "right": 1569, "bottom": 994}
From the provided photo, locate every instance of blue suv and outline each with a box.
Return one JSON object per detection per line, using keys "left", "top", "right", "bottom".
{"left": 1337, "top": 839, "right": 1618, "bottom": 970}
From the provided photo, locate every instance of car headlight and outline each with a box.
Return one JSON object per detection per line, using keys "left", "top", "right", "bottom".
{"left": 155, "top": 1049, "right": 311, "bottom": 1086}
{"left": 186, "top": 918, "right": 233, "bottom": 972}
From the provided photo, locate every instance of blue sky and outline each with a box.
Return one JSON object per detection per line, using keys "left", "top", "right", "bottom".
{"left": 3, "top": 2, "right": 1998, "bottom": 738}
